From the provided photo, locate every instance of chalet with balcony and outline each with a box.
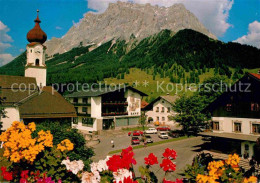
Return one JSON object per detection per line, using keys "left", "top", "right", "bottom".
{"left": 201, "top": 72, "right": 260, "bottom": 159}
{"left": 65, "top": 86, "right": 147, "bottom": 132}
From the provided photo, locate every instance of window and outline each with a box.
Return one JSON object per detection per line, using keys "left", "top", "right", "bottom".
{"left": 251, "top": 103, "right": 259, "bottom": 112}
{"left": 167, "top": 107, "right": 171, "bottom": 113}
{"left": 73, "top": 98, "right": 78, "bottom": 103}
{"left": 156, "top": 107, "right": 159, "bottom": 112}
{"left": 162, "top": 117, "right": 165, "bottom": 121}
{"left": 83, "top": 98, "right": 88, "bottom": 104}
{"left": 252, "top": 124, "right": 260, "bottom": 134}
{"left": 82, "top": 107, "right": 87, "bottom": 113}
{"left": 75, "top": 107, "right": 78, "bottom": 113}
{"left": 161, "top": 107, "right": 165, "bottom": 113}
{"left": 156, "top": 117, "right": 159, "bottom": 121}
{"left": 226, "top": 104, "right": 232, "bottom": 111}
{"left": 213, "top": 122, "right": 219, "bottom": 131}
{"left": 82, "top": 118, "right": 93, "bottom": 127}
{"left": 234, "top": 122, "right": 241, "bottom": 132}
{"left": 35, "top": 59, "right": 40, "bottom": 66}
{"left": 72, "top": 117, "right": 78, "bottom": 124}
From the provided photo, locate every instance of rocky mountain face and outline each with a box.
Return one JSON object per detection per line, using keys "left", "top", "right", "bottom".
{"left": 45, "top": 1, "right": 216, "bottom": 56}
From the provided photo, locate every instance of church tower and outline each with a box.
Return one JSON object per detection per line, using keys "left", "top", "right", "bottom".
{"left": 25, "top": 10, "right": 47, "bottom": 88}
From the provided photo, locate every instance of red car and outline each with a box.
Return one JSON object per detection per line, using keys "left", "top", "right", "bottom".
{"left": 156, "top": 126, "right": 171, "bottom": 131}
{"left": 131, "top": 137, "right": 140, "bottom": 145}
{"left": 128, "top": 130, "right": 144, "bottom": 136}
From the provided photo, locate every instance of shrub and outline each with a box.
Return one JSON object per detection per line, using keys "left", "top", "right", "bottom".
{"left": 34, "top": 121, "right": 94, "bottom": 170}
{"left": 0, "top": 121, "right": 79, "bottom": 182}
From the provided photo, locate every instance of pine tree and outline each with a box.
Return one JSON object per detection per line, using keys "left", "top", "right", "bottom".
{"left": 121, "top": 73, "right": 125, "bottom": 79}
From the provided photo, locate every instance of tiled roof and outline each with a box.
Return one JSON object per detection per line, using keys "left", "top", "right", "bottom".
{"left": 19, "top": 86, "right": 76, "bottom": 118}
{"left": 0, "top": 75, "right": 76, "bottom": 118}
{"left": 161, "top": 95, "right": 179, "bottom": 104}
{"left": 249, "top": 73, "right": 260, "bottom": 80}
{"left": 143, "top": 95, "right": 179, "bottom": 111}
{"left": 200, "top": 132, "right": 259, "bottom": 142}
{"left": 0, "top": 75, "right": 38, "bottom": 105}
{"left": 141, "top": 100, "right": 149, "bottom": 109}
{"left": 65, "top": 86, "right": 147, "bottom": 98}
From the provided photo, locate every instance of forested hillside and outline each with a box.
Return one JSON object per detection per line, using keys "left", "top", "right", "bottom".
{"left": 0, "top": 29, "right": 259, "bottom": 88}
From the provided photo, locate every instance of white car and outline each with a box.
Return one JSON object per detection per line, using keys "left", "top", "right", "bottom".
{"left": 145, "top": 128, "right": 157, "bottom": 134}
{"left": 158, "top": 132, "right": 169, "bottom": 139}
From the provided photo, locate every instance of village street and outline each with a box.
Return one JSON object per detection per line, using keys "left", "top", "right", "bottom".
{"left": 91, "top": 133, "right": 204, "bottom": 181}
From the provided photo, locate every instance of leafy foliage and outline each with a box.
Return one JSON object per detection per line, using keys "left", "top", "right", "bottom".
{"left": 34, "top": 121, "right": 94, "bottom": 170}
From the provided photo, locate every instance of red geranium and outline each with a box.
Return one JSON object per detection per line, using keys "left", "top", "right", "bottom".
{"left": 118, "top": 176, "right": 138, "bottom": 183}
{"left": 20, "top": 170, "right": 29, "bottom": 183}
{"left": 160, "top": 159, "right": 176, "bottom": 172}
{"left": 163, "top": 178, "right": 183, "bottom": 183}
{"left": 121, "top": 146, "right": 137, "bottom": 165}
{"left": 107, "top": 155, "right": 123, "bottom": 172}
{"left": 107, "top": 146, "right": 137, "bottom": 172}
{"left": 163, "top": 148, "right": 177, "bottom": 160}
{"left": 144, "top": 153, "right": 158, "bottom": 166}
{"left": 1, "top": 166, "right": 13, "bottom": 181}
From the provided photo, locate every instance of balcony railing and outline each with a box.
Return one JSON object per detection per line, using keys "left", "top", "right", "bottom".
{"left": 77, "top": 112, "right": 91, "bottom": 117}
{"left": 102, "top": 112, "right": 128, "bottom": 116}
{"left": 102, "top": 101, "right": 128, "bottom": 106}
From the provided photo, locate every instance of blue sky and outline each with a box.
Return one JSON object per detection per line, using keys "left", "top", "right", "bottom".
{"left": 0, "top": 0, "right": 259, "bottom": 66}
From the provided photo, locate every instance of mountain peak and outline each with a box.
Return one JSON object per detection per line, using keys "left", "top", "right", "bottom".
{"left": 45, "top": 2, "right": 216, "bottom": 56}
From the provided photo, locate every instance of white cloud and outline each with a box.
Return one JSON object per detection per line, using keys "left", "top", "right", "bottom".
{"left": 234, "top": 21, "right": 260, "bottom": 49}
{"left": 19, "top": 48, "right": 25, "bottom": 52}
{"left": 0, "top": 54, "right": 14, "bottom": 66}
{"left": 0, "top": 21, "right": 13, "bottom": 43}
{"left": 0, "top": 21, "right": 14, "bottom": 66}
{"left": 87, "top": 0, "right": 234, "bottom": 37}
{"left": 56, "top": 26, "right": 62, "bottom": 30}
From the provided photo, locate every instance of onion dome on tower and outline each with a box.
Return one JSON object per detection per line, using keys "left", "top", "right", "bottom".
{"left": 27, "top": 10, "right": 47, "bottom": 44}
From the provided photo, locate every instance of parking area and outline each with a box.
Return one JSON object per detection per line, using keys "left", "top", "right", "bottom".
{"left": 91, "top": 128, "right": 186, "bottom": 162}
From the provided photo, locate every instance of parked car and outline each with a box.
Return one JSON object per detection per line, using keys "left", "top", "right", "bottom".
{"left": 131, "top": 137, "right": 140, "bottom": 145}
{"left": 157, "top": 126, "right": 171, "bottom": 131}
{"left": 168, "top": 130, "right": 185, "bottom": 138}
{"left": 158, "top": 132, "right": 169, "bottom": 139}
{"left": 128, "top": 130, "right": 143, "bottom": 136}
{"left": 145, "top": 135, "right": 153, "bottom": 143}
{"left": 145, "top": 128, "right": 157, "bottom": 134}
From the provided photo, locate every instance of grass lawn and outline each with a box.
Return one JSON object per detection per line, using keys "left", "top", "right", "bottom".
{"left": 108, "top": 136, "right": 192, "bottom": 155}
{"left": 105, "top": 68, "right": 260, "bottom": 103}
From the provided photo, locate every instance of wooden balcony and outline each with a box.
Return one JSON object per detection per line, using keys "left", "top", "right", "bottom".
{"left": 102, "top": 112, "right": 128, "bottom": 116}
{"left": 102, "top": 101, "right": 128, "bottom": 106}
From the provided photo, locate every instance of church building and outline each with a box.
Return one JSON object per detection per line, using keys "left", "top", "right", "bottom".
{"left": 0, "top": 10, "right": 76, "bottom": 130}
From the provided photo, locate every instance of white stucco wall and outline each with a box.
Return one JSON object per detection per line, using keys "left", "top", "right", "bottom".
{"left": 126, "top": 89, "right": 141, "bottom": 117}
{"left": 25, "top": 67, "right": 46, "bottom": 87}
{"left": 212, "top": 117, "right": 260, "bottom": 135}
{"left": 26, "top": 44, "right": 46, "bottom": 66}
{"left": 1, "top": 107, "right": 20, "bottom": 130}
{"left": 91, "top": 97, "right": 102, "bottom": 118}
{"left": 146, "top": 98, "right": 177, "bottom": 125}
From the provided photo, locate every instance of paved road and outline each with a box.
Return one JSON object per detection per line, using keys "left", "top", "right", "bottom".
{"left": 91, "top": 133, "right": 204, "bottom": 182}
